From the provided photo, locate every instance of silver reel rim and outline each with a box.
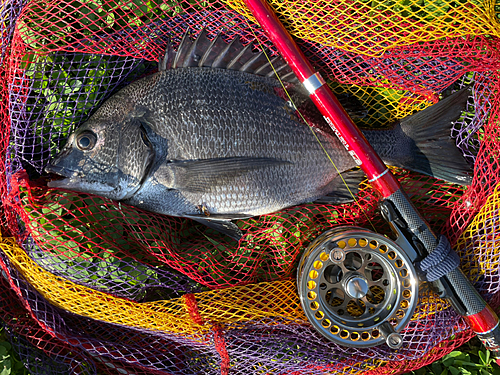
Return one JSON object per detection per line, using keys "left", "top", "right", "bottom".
{"left": 297, "top": 226, "right": 419, "bottom": 348}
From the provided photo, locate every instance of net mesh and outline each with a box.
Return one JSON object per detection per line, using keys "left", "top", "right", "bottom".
{"left": 0, "top": 0, "right": 500, "bottom": 373}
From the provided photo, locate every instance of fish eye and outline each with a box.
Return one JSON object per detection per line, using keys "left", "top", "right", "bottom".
{"left": 76, "top": 131, "right": 97, "bottom": 151}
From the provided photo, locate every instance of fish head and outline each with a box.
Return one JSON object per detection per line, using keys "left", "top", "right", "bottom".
{"left": 46, "top": 116, "right": 155, "bottom": 201}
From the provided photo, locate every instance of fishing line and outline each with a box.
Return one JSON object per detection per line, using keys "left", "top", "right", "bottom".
{"left": 242, "top": 21, "right": 377, "bottom": 232}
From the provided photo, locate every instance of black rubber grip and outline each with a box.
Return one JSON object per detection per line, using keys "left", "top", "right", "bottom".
{"left": 385, "top": 188, "right": 500, "bottom": 357}
{"left": 386, "top": 189, "right": 438, "bottom": 254}
{"left": 441, "top": 268, "right": 487, "bottom": 316}
{"left": 386, "top": 189, "right": 488, "bottom": 316}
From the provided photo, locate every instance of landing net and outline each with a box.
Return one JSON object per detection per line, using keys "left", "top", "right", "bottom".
{"left": 0, "top": 0, "right": 499, "bottom": 374}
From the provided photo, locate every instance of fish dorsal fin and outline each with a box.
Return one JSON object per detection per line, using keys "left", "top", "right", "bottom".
{"left": 173, "top": 29, "right": 194, "bottom": 69}
{"left": 159, "top": 29, "right": 299, "bottom": 84}
{"left": 158, "top": 39, "right": 175, "bottom": 71}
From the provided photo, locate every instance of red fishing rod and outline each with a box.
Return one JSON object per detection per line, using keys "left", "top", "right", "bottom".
{"left": 244, "top": 0, "right": 500, "bottom": 361}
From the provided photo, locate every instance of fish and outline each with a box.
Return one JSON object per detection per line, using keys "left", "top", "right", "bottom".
{"left": 45, "top": 29, "right": 473, "bottom": 240}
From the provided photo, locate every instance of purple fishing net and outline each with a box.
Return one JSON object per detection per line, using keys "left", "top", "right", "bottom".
{"left": 0, "top": 0, "right": 29, "bottom": 62}
{"left": 0, "top": 245, "right": 471, "bottom": 374}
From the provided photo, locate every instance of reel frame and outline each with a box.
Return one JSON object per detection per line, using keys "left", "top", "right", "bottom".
{"left": 297, "top": 226, "right": 419, "bottom": 349}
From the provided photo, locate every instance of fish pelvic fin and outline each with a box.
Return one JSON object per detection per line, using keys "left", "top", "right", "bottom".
{"left": 185, "top": 215, "right": 245, "bottom": 241}
{"left": 363, "top": 87, "right": 473, "bottom": 185}
{"left": 158, "top": 28, "right": 299, "bottom": 83}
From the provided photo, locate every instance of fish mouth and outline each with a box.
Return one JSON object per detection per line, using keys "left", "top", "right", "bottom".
{"left": 45, "top": 163, "right": 80, "bottom": 189}
{"left": 45, "top": 163, "right": 71, "bottom": 178}
{"left": 45, "top": 163, "right": 115, "bottom": 195}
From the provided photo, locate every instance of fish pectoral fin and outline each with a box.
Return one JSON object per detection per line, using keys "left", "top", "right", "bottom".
{"left": 185, "top": 215, "right": 244, "bottom": 241}
{"left": 167, "top": 157, "right": 291, "bottom": 193}
{"left": 314, "top": 168, "right": 366, "bottom": 205}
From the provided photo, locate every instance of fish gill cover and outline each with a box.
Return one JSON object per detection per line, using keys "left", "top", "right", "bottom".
{"left": 0, "top": 0, "right": 499, "bottom": 374}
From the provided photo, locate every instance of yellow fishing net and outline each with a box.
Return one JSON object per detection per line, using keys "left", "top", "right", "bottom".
{"left": 228, "top": 0, "right": 500, "bottom": 56}
{"left": 1, "top": 228, "right": 456, "bottom": 338}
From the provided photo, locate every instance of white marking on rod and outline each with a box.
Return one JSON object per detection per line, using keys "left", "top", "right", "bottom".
{"left": 302, "top": 72, "right": 326, "bottom": 95}
{"left": 368, "top": 168, "right": 389, "bottom": 182}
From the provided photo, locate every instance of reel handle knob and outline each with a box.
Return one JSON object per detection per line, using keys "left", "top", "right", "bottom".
{"left": 379, "top": 322, "right": 403, "bottom": 349}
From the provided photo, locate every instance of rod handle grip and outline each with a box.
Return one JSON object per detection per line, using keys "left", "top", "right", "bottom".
{"left": 441, "top": 268, "right": 500, "bottom": 361}
{"left": 385, "top": 190, "right": 500, "bottom": 358}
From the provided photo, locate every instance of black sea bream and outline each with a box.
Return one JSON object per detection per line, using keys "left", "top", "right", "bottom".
{"left": 46, "top": 30, "right": 472, "bottom": 239}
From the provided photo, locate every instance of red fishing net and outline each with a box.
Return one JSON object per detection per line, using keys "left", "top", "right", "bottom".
{"left": 0, "top": 0, "right": 499, "bottom": 374}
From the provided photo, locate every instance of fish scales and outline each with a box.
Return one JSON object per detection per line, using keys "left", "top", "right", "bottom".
{"left": 123, "top": 68, "right": 356, "bottom": 216}
{"left": 46, "top": 31, "right": 473, "bottom": 239}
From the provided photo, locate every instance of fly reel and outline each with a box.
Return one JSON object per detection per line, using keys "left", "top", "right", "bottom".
{"left": 297, "top": 226, "right": 418, "bottom": 349}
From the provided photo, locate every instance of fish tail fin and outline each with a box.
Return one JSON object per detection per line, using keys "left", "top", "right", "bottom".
{"left": 364, "top": 88, "right": 473, "bottom": 185}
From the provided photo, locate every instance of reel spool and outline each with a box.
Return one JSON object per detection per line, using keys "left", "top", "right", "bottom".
{"left": 297, "top": 226, "right": 418, "bottom": 349}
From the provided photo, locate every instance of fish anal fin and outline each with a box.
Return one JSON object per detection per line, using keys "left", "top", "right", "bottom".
{"left": 315, "top": 169, "right": 365, "bottom": 205}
